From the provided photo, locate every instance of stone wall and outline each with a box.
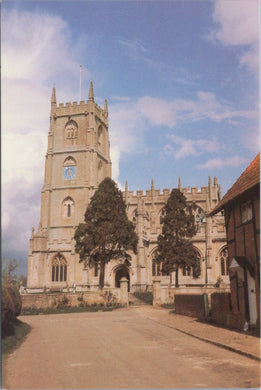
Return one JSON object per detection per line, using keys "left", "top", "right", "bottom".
{"left": 21, "top": 288, "right": 122, "bottom": 310}
{"left": 152, "top": 279, "right": 230, "bottom": 306}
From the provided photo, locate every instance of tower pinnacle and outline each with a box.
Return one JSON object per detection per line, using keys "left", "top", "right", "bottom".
{"left": 88, "top": 81, "right": 94, "bottom": 101}
{"left": 104, "top": 99, "right": 108, "bottom": 113}
{"left": 178, "top": 177, "right": 181, "bottom": 190}
{"left": 51, "top": 87, "right": 56, "bottom": 105}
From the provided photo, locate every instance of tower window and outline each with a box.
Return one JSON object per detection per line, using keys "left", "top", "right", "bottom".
{"left": 65, "top": 120, "right": 78, "bottom": 140}
{"left": 62, "top": 197, "right": 75, "bottom": 219}
{"left": 52, "top": 254, "right": 67, "bottom": 282}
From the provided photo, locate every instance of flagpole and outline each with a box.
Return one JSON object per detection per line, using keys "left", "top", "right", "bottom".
{"left": 79, "top": 65, "right": 82, "bottom": 101}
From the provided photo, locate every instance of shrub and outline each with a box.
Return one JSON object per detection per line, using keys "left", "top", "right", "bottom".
{"left": 77, "top": 294, "right": 84, "bottom": 302}
{"left": 1, "top": 283, "right": 22, "bottom": 338}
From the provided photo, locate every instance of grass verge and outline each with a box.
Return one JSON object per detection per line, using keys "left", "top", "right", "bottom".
{"left": 20, "top": 303, "right": 123, "bottom": 316}
{"left": 2, "top": 319, "right": 31, "bottom": 355}
{"left": 161, "top": 303, "right": 175, "bottom": 310}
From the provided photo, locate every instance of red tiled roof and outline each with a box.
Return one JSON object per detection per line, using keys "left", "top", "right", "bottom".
{"left": 210, "top": 153, "right": 260, "bottom": 215}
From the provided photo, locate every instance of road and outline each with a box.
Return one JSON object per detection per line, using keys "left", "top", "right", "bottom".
{"left": 2, "top": 307, "right": 260, "bottom": 389}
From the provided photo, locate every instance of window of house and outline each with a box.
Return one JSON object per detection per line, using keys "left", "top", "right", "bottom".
{"left": 52, "top": 254, "right": 67, "bottom": 282}
{"left": 241, "top": 201, "right": 252, "bottom": 223}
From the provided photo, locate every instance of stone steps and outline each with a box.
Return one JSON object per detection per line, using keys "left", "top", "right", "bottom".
{"left": 129, "top": 293, "right": 149, "bottom": 306}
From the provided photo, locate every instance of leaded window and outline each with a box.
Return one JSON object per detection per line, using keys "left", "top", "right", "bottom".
{"left": 52, "top": 254, "right": 67, "bottom": 282}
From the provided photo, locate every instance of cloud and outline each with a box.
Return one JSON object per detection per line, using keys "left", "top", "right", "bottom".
{"left": 2, "top": 8, "right": 91, "bottom": 265}
{"left": 140, "top": 92, "right": 256, "bottom": 126}
{"left": 109, "top": 91, "right": 256, "bottom": 139}
{"left": 118, "top": 38, "right": 147, "bottom": 60}
{"left": 2, "top": 9, "right": 84, "bottom": 83}
{"left": 196, "top": 156, "right": 249, "bottom": 170}
{"left": 165, "top": 135, "right": 219, "bottom": 160}
{"left": 210, "top": 0, "right": 259, "bottom": 72}
{"left": 239, "top": 44, "right": 259, "bottom": 73}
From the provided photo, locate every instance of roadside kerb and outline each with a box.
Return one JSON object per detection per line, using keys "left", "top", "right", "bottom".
{"left": 133, "top": 306, "right": 260, "bottom": 362}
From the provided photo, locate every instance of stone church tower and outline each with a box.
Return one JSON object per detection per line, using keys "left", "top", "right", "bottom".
{"left": 27, "top": 83, "right": 111, "bottom": 290}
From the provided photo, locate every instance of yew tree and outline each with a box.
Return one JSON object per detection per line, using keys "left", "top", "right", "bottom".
{"left": 155, "top": 189, "right": 198, "bottom": 286}
{"left": 74, "top": 178, "right": 138, "bottom": 289}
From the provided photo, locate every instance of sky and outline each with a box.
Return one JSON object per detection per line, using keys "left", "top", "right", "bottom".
{"left": 2, "top": 0, "right": 259, "bottom": 275}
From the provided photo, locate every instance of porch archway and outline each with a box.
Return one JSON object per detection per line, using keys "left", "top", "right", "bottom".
{"left": 115, "top": 266, "right": 130, "bottom": 291}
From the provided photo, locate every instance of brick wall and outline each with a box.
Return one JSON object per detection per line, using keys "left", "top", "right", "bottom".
{"left": 210, "top": 292, "right": 246, "bottom": 330}
{"left": 211, "top": 292, "right": 232, "bottom": 325}
{"left": 174, "top": 294, "right": 207, "bottom": 321}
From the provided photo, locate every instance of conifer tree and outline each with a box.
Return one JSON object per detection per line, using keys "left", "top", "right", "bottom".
{"left": 155, "top": 189, "right": 198, "bottom": 286}
{"left": 74, "top": 178, "right": 138, "bottom": 289}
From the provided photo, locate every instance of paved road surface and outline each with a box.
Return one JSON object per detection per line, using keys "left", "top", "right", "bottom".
{"left": 2, "top": 308, "right": 260, "bottom": 389}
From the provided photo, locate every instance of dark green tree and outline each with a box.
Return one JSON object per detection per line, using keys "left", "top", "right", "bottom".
{"left": 155, "top": 189, "right": 198, "bottom": 286}
{"left": 74, "top": 178, "right": 138, "bottom": 289}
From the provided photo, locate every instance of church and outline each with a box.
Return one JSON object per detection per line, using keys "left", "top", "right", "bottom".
{"left": 27, "top": 83, "right": 228, "bottom": 293}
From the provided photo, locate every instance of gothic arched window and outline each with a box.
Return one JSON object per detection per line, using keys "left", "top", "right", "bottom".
{"left": 182, "top": 247, "right": 201, "bottom": 278}
{"left": 62, "top": 197, "right": 75, "bottom": 218}
{"left": 51, "top": 254, "right": 67, "bottom": 282}
{"left": 159, "top": 208, "right": 166, "bottom": 225}
{"left": 132, "top": 209, "right": 138, "bottom": 228}
{"left": 152, "top": 259, "right": 160, "bottom": 276}
{"left": 97, "top": 125, "right": 106, "bottom": 154}
{"left": 152, "top": 257, "right": 169, "bottom": 277}
{"left": 192, "top": 205, "right": 206, "bottom": 232}
{"left": 217, "top": 246, "right": 229, "bottom": 276}
{"left": 94, "top": 263, "right": 99, "bottom": 277}
{"left": 65, "top": 120, "right": 78, "bottom": 140}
